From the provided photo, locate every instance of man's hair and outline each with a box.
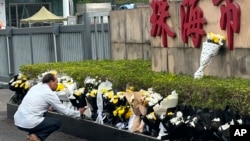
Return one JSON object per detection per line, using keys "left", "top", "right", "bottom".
{"left": 42, "top": 73, "right": 56, "bottom": 83}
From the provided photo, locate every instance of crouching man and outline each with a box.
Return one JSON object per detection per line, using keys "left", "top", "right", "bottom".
{"left": 14, "top": 73, "right": 85, "bottom": 141}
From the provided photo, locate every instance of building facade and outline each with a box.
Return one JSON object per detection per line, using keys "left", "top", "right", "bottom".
{"left": 4, "top": 0, "right": 65, "bottom": 28}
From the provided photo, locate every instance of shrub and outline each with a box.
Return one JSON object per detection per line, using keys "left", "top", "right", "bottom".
{"left": 19, "top": 59, "right": 250, "bottom": 114}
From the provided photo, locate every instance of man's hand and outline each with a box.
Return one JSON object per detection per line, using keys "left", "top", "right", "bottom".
{"left": 48, "top": 106, "right": 53, "bottom": 111}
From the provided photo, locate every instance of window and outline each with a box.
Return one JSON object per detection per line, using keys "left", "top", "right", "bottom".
{"left": 8, "top": 3, "right": 51, "bottom": 27}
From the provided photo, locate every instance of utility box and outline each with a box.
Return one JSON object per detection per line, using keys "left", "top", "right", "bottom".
{"left": 67, "top": 16, "right": 77, "bottom": 25}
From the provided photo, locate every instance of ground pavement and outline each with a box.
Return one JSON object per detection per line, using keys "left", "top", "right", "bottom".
{"left": 0, "top": 88, "right": 88, "bottom": 141}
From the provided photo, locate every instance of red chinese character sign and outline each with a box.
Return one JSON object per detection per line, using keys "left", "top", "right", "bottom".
{"left": 150, "top": 0, "right": 176, "bottom": 47}
{"left": 212, "top": 0, "right": 241, "bottom": 50}
{"left": 150, "top": 0, "right": 240, "bottom": 50}
{"left": 180, "top": 0, "right": 207, "bottom": 48}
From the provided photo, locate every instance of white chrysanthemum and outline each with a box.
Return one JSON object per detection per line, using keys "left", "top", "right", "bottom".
{"left": 170, "top": 111, "right": 184, "bottom": 125}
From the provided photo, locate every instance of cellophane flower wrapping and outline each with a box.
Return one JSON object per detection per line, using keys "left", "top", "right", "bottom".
{"left": 194, "top": 42, "right": 221, "bottom": 79}
{"left": 124, "top": 91, "right": 149, "bottom": 133}
{"left": 95, "top": 80, "right": 113, "bottom": 124}
{"left": 194, "top": 33, "right": 226, "bottom": 79}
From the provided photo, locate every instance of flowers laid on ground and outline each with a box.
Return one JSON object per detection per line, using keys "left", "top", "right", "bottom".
{"left": 8, "top": 70, "right": 249, "bottom": 141}
{"left": 8, "top": 73, "right": 37, "bottom": 104}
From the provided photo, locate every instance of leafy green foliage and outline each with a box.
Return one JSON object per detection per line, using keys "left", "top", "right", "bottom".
{"left": 77, "top": 0, "right": 91, "bottom": 4}
{"left": 19, "top": 59, "right": 250, "bottom": 114}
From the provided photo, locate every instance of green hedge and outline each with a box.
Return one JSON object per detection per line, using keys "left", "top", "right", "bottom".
{"left": 19, "top": 59, "right": 250, "bottom": 115}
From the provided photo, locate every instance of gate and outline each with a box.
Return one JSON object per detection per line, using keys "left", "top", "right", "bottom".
{"left": 0, "top": 12, "right": 111, "bottom": 83}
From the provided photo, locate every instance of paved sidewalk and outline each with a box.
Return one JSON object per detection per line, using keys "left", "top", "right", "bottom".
{"left": 0, "top": 88, "right": 87, "bottom": 141}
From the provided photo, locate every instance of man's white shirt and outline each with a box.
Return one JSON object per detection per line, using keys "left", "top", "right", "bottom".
{"left": 14, "top": 83, "right": 80, "bottom": 128}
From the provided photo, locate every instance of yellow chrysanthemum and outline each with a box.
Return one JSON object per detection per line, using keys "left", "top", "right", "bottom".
{"left": 74, "top": 88, "right": 84, "bottom": 96}
{"left": 210, "top": 32, "right": 219, "bottom": 44}
{"left": 126, "top": 86, "right": 135, "bottom": 92}
{"left": 88, "top": 89, "right": 98, "bottom": 97}
{"left": 56, "top": 83, "right": 65, "bottom": 91}
{"left": 124, "top": 107, "right": 133, "bottom": 119}
{"left": 103, "top": 90, "right": 114, "bottom": 99}
{"left": 24, "top": 81, "right": 30, "bottom": 90}
{"left": 113, "top": 106, "right": 121, "bottom": 117}
{"left": 167, "top": 111, "right": 174, "bottom": 116}
{"left": 14, "top": 80, "right": 22, "bottom": 87}
{"left": 19, "top": 82, "right": 25, "bottom": 88}
{"left": 113, "top": 106, "right": 127, "bottom": 117}
{"left": 111, "top": 92, "right": 125, "bottom": 104}
{"left": 113, "top": 110, "right": 118, "bottom": 117}
{"left": 207, "top": 32, "right": 226, "bottom": 44}
{"left": 146, "top": 112, "right": 157, "bottom": 121}
{"left": 49, "top": 70, "right": 57, "bottom": 75}
{"left": 112, "top": 98, "right": 119, "bottom": 104}
{"left": 101, "top": 88, "right": 109, "bottom": 93}
{"left": 117, "top": 106, "right": 125, "bottom": 117}
{"left": 17, "top": 73, "right": 26, "bottom": 80}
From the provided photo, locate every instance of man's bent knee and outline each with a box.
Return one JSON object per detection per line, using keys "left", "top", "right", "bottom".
{"left": 54, "top": 119, "right": 61, "bottom": 130}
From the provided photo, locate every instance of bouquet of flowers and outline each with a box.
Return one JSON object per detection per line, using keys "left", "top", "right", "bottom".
{"left": 141, "top": 90, "right": 178, "bottom": 138}
{"left": 106, "top": 90, "right": 129, "bottom": 126}
{"left": 82, "top": 76, "right": 102, "bottom": 120}
{"left": 125, "top": 91, "right": 148, "bottom": 133}
{"left": 95, "top": 80, "right": 113, "bottom": 124}
{"left": 56, "top": 74, "right": 77, "bottom": 102}
{"left": 194, "top": 32, "right": 226, "bottom": 79}
{"left": 9, "top": 73, "right": 37, "bottom": 104}
{"left": 113, "top": 105, "right": 133, "bottom": 129}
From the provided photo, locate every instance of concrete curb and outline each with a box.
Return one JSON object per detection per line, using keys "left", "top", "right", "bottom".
{"left": 7, "top": 103, "right": 159, "bottom": 141}
{"left": 0, "top": 82, "right": 8, "bottom": 89}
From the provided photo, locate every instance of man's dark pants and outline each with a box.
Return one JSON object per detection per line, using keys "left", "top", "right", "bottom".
{"left": 17, "top": 117, "right": 61, "bottom": 141}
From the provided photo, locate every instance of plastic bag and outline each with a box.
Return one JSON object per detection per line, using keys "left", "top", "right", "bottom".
{"left": 95, "top": 80, "right": 113, "bottom": 124}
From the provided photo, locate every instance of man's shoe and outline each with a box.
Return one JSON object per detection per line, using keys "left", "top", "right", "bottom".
{"left": 27, "top": 134, "right": 41, "bottom": 141}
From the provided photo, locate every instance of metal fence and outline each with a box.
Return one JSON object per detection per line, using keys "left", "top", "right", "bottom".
{"left": 0, "top": 12, "right": 111, "bottom": 82}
